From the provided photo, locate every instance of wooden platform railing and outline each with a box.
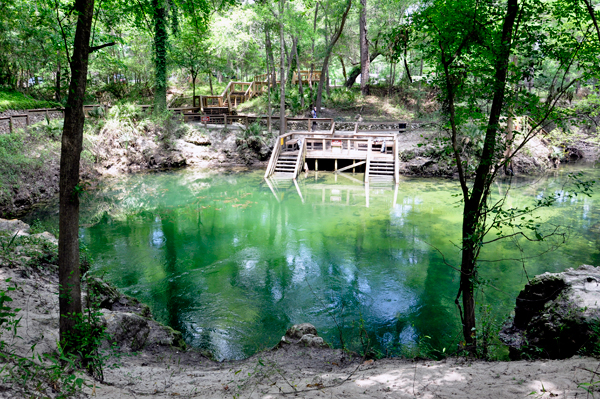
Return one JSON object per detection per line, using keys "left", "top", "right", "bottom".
{"left": 292, "top": 70, "right": 322, "bottom": 85}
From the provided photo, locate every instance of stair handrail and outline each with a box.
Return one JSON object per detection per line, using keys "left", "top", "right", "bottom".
{"left": 525, "top": 115, "right": 549, "bottom": 136}
{"left": 292, "top": 137, "right": 306, "bottom": 178}
{"left": 265, "top": 135, "right": 282, "bottom": 178}
{"left": 394, "top": 134, "right": 400, "bottom": 184}
{"left": 220, "top": 81, "right": 234, "bottom": 98}
{"left": 365, "top": 138, "right": 372, "bottom": 183}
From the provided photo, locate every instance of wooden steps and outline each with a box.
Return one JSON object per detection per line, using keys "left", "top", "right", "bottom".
{"left": 368, "top": 159, "right": 395, "bottom": 177}
{"left": 274, "top": 153, "right": 298, "bottom": 175}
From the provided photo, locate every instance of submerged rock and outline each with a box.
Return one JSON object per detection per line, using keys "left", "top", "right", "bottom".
{"left": 279, "top": 323, "right": 328, "bottom": 348}
{"left": 500, "top": 264, "right": 600, "bottom": 359}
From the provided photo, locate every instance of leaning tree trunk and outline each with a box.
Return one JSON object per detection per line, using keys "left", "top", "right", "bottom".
{"left": 316, "top": 0, "right": 352, "bottom": 111}
{"left": 58, "top": 0, "right": 95, "bottom": 353}
{"left": 359, "top": 0, "right": 369, "bottom": 95}
{"left": 344, "top": 51, "right": 380, "bottom": 88}
{"left": 153, "top": 0, "right": 168, "bottom": 113}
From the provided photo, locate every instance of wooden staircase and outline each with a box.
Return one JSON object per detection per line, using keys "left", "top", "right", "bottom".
{"left": 368, "top": 159, "right": 395, "bottom": 178}
{"left": 265, "top": 137, "right": 306, "bottom": 179}
{"left": 193, "top": 79, "right": 269, "bottom": 115}
{"left": 273, "top": 153, "right": 298, "bottom": 176}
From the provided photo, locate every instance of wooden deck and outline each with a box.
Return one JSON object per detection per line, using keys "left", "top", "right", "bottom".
{"left": 264, "top": 121, "right": 403, "bottom": 184}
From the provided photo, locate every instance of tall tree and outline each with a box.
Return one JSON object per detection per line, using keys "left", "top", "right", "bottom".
{"left": 58, "top": 0, "right": 114, "bottom": 351}
{"left": 279, "top": 0, "right": 286, "bottom": 133}
{"left": 416, "top": 0, "right": 597, "bottom": 353}
{"left": 315, "top": 0, "right": 352, "bottom": 111}
{"left": 152, "top": 0, "right": 168, "bottom": 112}
{"left": 359, "top": 0, "right": 369, "bottom": 95}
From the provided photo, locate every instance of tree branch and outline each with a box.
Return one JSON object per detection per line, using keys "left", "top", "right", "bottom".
{"left": 90, "top": 42, "right": 116, "bottom": 53}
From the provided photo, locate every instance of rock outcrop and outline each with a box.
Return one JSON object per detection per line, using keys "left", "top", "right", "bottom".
{"left": 500, "top": 264, "right": 600, "bottom": 359}
{"left": 278, "top": 323, "right": 329, "bottom": 348}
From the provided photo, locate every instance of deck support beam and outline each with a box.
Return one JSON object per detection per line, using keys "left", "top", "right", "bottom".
{"left": 335, "top": 160, "right": 366, "bottom": 174}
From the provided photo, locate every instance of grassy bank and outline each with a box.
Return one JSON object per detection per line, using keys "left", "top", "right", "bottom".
{"left": 0, "top": 88, "right": 60, "bottom": 112}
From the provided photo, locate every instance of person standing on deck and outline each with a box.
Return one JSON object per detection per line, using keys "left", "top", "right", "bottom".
{"left": 311, "top": 106, "right": 317, "bottom": 130}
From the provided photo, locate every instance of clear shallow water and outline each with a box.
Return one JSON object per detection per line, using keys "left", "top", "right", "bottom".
{"left": 24, "top": 166, "right": 600, "bottom": 360}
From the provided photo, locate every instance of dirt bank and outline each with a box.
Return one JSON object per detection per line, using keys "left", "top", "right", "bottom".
{"left": 0, "top": 219, "right": 598, "bottom": 398}
{"left": 3, "top": 112, "right": 598, "bottom": 218}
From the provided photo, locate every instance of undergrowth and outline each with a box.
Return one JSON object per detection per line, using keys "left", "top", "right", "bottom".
{"left": 0, "top": 232, "right": 123, "bottom": 397}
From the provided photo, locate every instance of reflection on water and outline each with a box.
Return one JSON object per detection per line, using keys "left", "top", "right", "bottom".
{"left": 23, "top": 166, "right": 600, "bottom": 360}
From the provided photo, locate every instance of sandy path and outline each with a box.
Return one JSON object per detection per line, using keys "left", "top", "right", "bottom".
{"left": 91, "top": 354, "right": 600, "bottom": 398}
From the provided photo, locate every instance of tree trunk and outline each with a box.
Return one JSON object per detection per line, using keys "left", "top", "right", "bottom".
{"left": 339, "top": 56, "right": 347, "bottom": 81}
{"left": 295, "top": 41, "right": 305, "bottom": 110}
{"left": 209, "top": 72, "right": 213, "bottom": 95}
{"left": 287, "top": 37, "right": 297, "bottom": 89}
{"left": 153, "top": 0, "right": 168, "bottom": 113}
{"left": 59, "top": 0, "right": 95, "bottom": 353}
{"left": 457, "top": 0, "right": 519, "bottom": 351}
{"left": 265, "top": 25, "right": 273, "bottom": 132}
{"left": 403, "top": 46, "right": 412, "bottom": 83}
{"left": 388, "top": 61, "right": 395, "bottom": 96}
{"left": 265, "top": 28, "right": 276, "bottom": 89}
{"left": 56, "top": 54, "right": 62, "bottom": 102}
{"left": 344, "top": 51, "right": 380, "bottom": 88}
{"left": 359, "top": 0, "right": 370, "bottom": 95}
{"left": 192, "top": 70, "right": 196, "bottom": 99}
{"left": 309, "top": 2, "right": 319, "bottom": 98}
{"left": 279, "top": 0, "right": 286, "bottom": 133}
{"left": 316, "top": 0, "right": 352, "bottom": 111}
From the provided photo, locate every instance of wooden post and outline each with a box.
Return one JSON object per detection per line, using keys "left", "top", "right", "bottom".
{"left": 45, "top": 109, "right": 49, "bottom": 122}
{"left": 224, "top": 115, "right": 227, "bottom": 126}
{"left": 9, "top": 116, "right": 13, "bottom": 133}
{"left": 353, "top": 159, "right": 356, "bottom": 174}
{"left": 365, "top": 138, "right": 372, "bottom": 183}
{"left": 335, "top": 159, "right": 337, "bottom": 171}
{"left": 268, "top": 115, "right": 272, "bottom": 133}
{"left": 315, "top": 159, "right": 318, "bottom": 171}
{"left": 26, "top": 114, "right": 30, "bottom": 126}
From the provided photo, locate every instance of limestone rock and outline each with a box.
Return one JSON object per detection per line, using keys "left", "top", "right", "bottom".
{"left": 279, "top": 323, "right": 328, "bottom": 348}
{"left": 102, "top": 310, "right": 186, "bottom": 352}
{"left": 286, "top": 323, "right": 318, "bottom": 340}
{"left": 30, "top": 232, "right": 58, "bottom": 245}
{"left": 500, "top": 264, "right": 600, "bottom": 359}
{"left": 0, "top": 219, "right": 30, "bottom": 235}
{"left": 184, "top": 132, "right": 211, "bottom": 146}
{"left": 86, "top": 277, "right": 151, "bottom": 317}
